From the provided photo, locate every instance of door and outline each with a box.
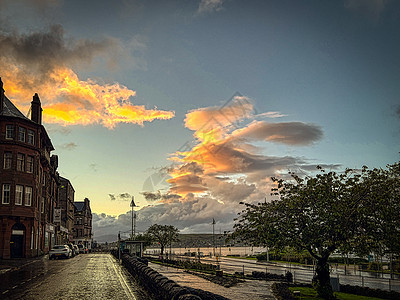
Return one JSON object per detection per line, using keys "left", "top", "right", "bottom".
{"left": 10, "top": 223, "right": 25, "bottom": 258}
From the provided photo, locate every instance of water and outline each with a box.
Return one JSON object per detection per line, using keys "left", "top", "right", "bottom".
{"left": 144, "top": 246, "right": 268, "bottom": 257}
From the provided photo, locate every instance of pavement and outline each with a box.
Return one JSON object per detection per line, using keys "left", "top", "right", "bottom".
{"left": 0, "top": 255, "right": 48, "bottom": 275}
{"left": 149, "top": 262, "right": 277, "bottom": 300}
{"left": 1, "top": 256, "right": 276, "bottom": 299}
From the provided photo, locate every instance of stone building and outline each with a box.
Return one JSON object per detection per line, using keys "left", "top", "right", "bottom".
{"left": 56, "top": 177, "right": 75, "bottom": 244}
{"left": 73, "top": 198, "right": 93, "bottom": 250}
{"left": 0, "top": 78, "right": 59, "bottom": 258}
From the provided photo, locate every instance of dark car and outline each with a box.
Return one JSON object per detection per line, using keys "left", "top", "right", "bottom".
{"left": 77, "top": 244, "right": 88, "bottom": 254}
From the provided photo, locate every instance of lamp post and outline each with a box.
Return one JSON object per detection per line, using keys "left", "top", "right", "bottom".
{"left": 212, "top": 218, "right": 216, "bottom": 257}
{"left": 130, "top": 196, "right": 137, "bottom": 240}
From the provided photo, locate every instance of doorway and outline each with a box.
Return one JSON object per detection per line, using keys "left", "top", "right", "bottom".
{"left": 10, "top": 223, "right": 25, "bottom": 258}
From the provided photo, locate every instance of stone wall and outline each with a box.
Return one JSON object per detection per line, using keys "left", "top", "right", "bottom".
{"left": 112, "top": 251, "right": 227, "bottom": 300}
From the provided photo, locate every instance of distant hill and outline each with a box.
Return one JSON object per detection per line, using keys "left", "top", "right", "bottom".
{"left": 93, "top": 232, "right": 246, "bottom": 246}
{"left": 93, "top": 234, "right": 119, "bottom": 243}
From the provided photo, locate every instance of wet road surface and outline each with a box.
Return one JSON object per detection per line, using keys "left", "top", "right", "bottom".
{"left": 1, "top": 253, "right": 150, "bottom": 300}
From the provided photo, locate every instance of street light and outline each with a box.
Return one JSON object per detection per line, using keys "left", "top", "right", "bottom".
{"left": 130, "top": 196, "right": 137, "bottom": 240}
{"left": 212, "top": 218, "right": 216, "bottom": 257}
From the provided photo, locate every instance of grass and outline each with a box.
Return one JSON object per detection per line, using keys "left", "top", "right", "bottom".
{"left": 289, "top": 287, "right": 384, "bottom": 300}
{"left": 226, "top": 255, "right": 257, "bottom": 260}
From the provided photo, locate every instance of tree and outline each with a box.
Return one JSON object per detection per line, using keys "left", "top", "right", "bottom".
{"left": 132, "top": 233, "right": 154, "bottom": 250}
{"left": 232, "top": 163, "right": 400, "bottom": 299}
{"left": 146, "top": 224, "right": 179, "bottom": 256}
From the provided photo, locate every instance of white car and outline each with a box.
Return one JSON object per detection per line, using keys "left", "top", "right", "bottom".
{"left": 49, "top": 245, "right": 72, "bottom": 259}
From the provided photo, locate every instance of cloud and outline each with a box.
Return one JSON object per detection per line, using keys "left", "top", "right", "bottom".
{"left": 93, "top": 194, "right": 239, "bottom": 241}
{"left": 163, "top": 96, "right": 326, "bottom": 204}
{"left": 232, "top": 121, "right": 323, "bottom": 146}
{"left": 256, "top": 111, "right": 288, "bottom": 118}
{"left": 197, "top": 0, "right": 226, "bottom": 14}
{"left": 89, "top": 163, "right": 98, "bottom": 172}
{"left": 59, "top": 142, "right": 77, "bottom": 150}
{"left": 0, "top": 25, "right": 174, "bottom": 128}
{"left": 141, "top": 191, "right": 183, "bottom": 203}
{"left": 141, "top": 191, "right": 162, "bottom": 201}
{"left": 118, "top": 193, "right": 132, "bottom": 201}
{"left": 397, "top": 106, "right": 400, "bottom": 118}
{"left": 108, "top": 193, "right": 133, "bottom": 201}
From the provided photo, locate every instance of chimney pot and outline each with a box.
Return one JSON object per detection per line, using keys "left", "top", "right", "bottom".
{"left": 0, "top": 77, "right": 4, "bottom": 113}
{"left": 31, "top": 93, "right": 43, "bottom": 124}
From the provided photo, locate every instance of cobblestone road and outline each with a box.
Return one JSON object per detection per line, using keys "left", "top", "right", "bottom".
{"left": 1, "top": 254, "right": 149, "bottom": 300}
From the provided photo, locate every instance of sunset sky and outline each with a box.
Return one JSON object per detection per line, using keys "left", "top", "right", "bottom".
{"left": 1, "top": 0, "right": 399, "bottom": 241}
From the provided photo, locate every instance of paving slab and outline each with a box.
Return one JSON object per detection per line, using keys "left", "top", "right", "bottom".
{"left": 149, "top": 262, "right": 276, "bottom": 300}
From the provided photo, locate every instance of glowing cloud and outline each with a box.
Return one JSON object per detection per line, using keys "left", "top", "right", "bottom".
{"left": 0, "top": 25, "right": 174, "bottom": 128}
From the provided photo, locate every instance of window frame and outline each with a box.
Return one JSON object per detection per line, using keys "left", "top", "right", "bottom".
{"left": 15, "top": 185, "right": 23, "bottom": 205}
{"left": 2, "top": 184, "right": 11, "bottom": 204}
{"left": 27, "top": 130, "right": 35, "bottom": 145}
{"left": 26, "top": 155, "right": 34, "bottom": 173}
{"left": 18, "top": 127, "right": 26, "bottom": 142}
{"left": 3, "top": 152, "right": 12, "bottom": 169}
{"left": 17, "top": 153, "right": 25, "bottom": 172}
{"left": 25, "top": 186, "right": 32, "bottom": 206}
{"left": 5, "top": 125, "right": 14, "bottom": 140}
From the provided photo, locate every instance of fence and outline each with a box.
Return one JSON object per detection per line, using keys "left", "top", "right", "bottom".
{"left": 145, "top": 252, "right": 400, "bottom": 292}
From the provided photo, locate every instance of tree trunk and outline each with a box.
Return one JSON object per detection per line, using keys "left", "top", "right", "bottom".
{"left": 160, "top": 245, "right": 164, "bottom": 256}
{"left": 313, "top": 257, "right": 335, "bottom": 299}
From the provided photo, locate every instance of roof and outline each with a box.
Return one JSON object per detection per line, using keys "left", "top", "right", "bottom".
{"left": 1, "top": 96, "right": 31, "bottom": 121}
{"left": 1, "top": 94, "right": 55, "bottom": 151}
{"left": 74, "top": 202, "right": 85, "bottom": 211}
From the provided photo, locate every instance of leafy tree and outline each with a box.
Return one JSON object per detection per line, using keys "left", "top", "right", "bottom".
{"left": 132, "top": 233, "right": 154, "bottom": 250}
{"left": 358, "top": 162, "right": 400, "bottom": 259}
{"left": 232, "top": 162, "right": 400, "bottom": 299}
{"left": 146, "top": 224, "right": 179, "bottom": 256}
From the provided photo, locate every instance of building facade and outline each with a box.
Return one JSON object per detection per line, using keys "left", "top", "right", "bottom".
{"left": 0, "top": 78, "right": 59, "bottom": 258}
{"left": 55, "top": 177, "right": 75, "bottom": 245}
{"left": 73, "top": 198, "right": 93, "bottom": 250}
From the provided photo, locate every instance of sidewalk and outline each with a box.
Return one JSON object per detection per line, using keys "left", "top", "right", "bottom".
{"left": 0, "top": 255, "right": 47, "bottom": 275}
{"left": 149, "top": 262, "right": 276, "bottom": 300}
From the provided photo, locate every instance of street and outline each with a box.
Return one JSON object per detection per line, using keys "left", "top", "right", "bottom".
{"left": 0, "top": 254, "right": 149, "bottom": 300}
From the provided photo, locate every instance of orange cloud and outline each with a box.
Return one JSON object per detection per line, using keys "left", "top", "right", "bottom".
{"left": 2, "top": 66, "right": 174, "bottom": 128}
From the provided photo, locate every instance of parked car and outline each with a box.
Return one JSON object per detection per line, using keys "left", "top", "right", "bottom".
{"left": 49, "top": 245, "right": 72, "bottom": 259}
{"left": 66, "top": 243, "right": 76, "bottom": 257}
{"left": 73, "top": 245, "right": 79, "bottom": 255}
{"left": 77, "top": 244, "right": 88, "bottom": 254}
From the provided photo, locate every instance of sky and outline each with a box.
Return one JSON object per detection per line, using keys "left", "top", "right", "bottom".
{"left": 1, "top": 0, "right": 399, "bottom": 242}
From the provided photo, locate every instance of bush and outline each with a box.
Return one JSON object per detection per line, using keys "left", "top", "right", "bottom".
{"left": 340, "top": 284, "right": 400, "bottom": 300}
{"left": 271, "top": 283, "right": 295, "bottom": 300}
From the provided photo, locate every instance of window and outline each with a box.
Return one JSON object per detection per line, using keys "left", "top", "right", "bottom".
{"left": 17, "top": 153, "right": 25, "bottom": 171}
{"left": 3, "top": 152, "right": 12, "bottom": 169}
{"left": 2, "top": 184, "right": 10, "bottom": 204}
{"left": 15, "top": 185, "right": 23, "bottom": 205}
{"left": 28, "top": 130, "right": 35, "bottom": 145}
{"left": 6, "top": 125, "right": 14, "bottom": 139}
{"left": 41, "top": 197, "right": 45, "bottom": 213}
{"left": 31, "top": 230, "right": 34, "bottom": 249}
{"left": 18, "top": 127, "right": 26, "bottom": 142}
{"left": 25, "top": 186, "right": 32, "bottom": 206}
{"left": 27, "top": 156, "right": 34, "bottom": 173}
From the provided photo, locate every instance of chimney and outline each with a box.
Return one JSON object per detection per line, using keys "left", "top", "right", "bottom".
{"left": 0, "top": 77, "right": 4, "bottom": 113}
{"left": 31, "top": 93, "right": 42, "bottom": 124}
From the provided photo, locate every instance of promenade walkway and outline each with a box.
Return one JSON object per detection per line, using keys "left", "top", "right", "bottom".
{"left": 149, "top": 262, "right": 276, "bottom": 300}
